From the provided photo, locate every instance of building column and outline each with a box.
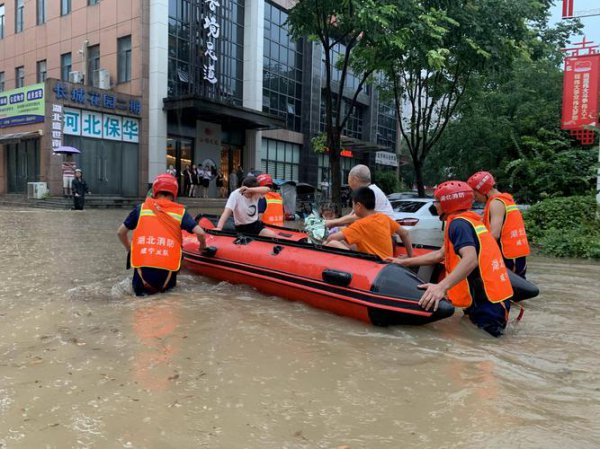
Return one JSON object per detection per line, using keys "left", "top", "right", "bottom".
{"left": 243, "top": 0, "right": 265, "bottom": 172}
{"left": 147, "top": 0, "right": 169, "bottom": 184}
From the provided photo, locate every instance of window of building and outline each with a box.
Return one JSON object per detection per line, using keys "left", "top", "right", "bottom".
{"left": 61, "top": 0, "right": 71, "bottom": 16}
{"left": 263, "top": 2, "right": 303, "bottom": 132}
{"left": 0, "top": 72, "right": 5, "bottom": 92}
{"left": 320, "top": 97, "right": 364, "bottom": 140}
{"left": 61, "top": 52, "right": 72, "bottom": 81}
{"left": 316, "top": 152, "right": 360, "bottom": 191}
{"left": 36, "top": 60, "right": 47, "bottom": 83}
{"left": 15, "top": 0, "right": 24, "bottom": 33}
{"left": 376, "top": 102, "right": 397, "bottom": 152}
{"left": 88, "top": 0, "right": 99, "bottom": 4}
{"left": 0, "top": 4, "right": 5, "bottom": 39}
{"left": 15, "top": 66, "right": 24, "bottom": 88}
{"left": 117, "top": 35, "right": 132, "bottom": 83}
{"left": 167, "top": 0, "right": 245, "bottom": 106}
{"left": 86, "top": 44, "right": 100, "bottom": 86}
{"left": 37, "top": 0, "right": 46, "bottom": 25}
{"left": 260, "top": 139, "right": 301, "bottom": 182}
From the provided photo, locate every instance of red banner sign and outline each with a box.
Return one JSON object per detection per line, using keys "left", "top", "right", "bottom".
{"left": 562, "top": 0, "right": 574, "bottom": 18}
{"left": 561, "top": 53, "right": 600, "bottom": 130}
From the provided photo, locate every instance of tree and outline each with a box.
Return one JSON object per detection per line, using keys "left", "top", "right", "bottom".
{"left": 287, "top": 0, "right": 401, "bottom": 204}
{"left": 379, "top": 0, "right": 561, "bottom": 196}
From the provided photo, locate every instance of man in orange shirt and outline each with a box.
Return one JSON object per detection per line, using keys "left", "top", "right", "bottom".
{"left": 325, "top": 187, "right": 413, "bottom": 259}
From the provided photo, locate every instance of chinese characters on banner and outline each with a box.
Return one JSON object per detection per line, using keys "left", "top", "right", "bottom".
{"left": 63, "top": 108, "right": 140, "bottom": 143}
{"left": 561, "top": 54, "right": 600, "bottom": 131}
{"left": 203, "top": 0, "right": 220, "bottom": 85}
{"left": 51, "top": 104, "right": 64, "bottom": 150}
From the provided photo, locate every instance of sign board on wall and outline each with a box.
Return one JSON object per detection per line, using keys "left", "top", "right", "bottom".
{"left": 375, "top": 151, "right": 398, "bottom": 167}
{"left": 63, "top": 108, "right": 140, "bottom": 143}
{"left": 561, "top": 54, "right": 600, "bottom": 130}
{"left": 0, "top": 83, "right": 45, "bottom": 128}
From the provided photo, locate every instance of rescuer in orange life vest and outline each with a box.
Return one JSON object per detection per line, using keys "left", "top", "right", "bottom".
{"left": 467, "top": 171, "right": 530, "bottom": 278}
{"left": 257, "top": 173, "right": 285, "bottom": 227}
{"left": 117, "top": 174, "right": 207, "bottom": 296}
{"left": 387, "top": 181, "right": 514, "bottom": 337}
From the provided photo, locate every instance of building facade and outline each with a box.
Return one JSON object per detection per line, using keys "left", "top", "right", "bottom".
{"left": 0, "top": 0, "right": 398, "bottom": 197}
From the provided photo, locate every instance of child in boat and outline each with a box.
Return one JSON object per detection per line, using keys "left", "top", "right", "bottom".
{"left": 216, "top": 176, "right": 278, "bottom": 238}
{"left": 325, "top": 187, "right": 413, "bottom": 259}
{"left": 320, "top": 202, "right": 341, "bottom": 234}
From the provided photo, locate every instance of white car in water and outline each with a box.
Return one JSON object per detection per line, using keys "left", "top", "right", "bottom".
{"left": 390, "top": 198, "right": 444, "bottom": 248}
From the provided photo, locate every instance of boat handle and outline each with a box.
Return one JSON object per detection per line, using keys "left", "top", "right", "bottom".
{"left": 322, "top": 269, "right": 352, "bottom": 287}
{"left": 271, "top": 245, "right": 283, "bottom": 255}
{"left": 202, "top": 246, "right": 218, "bottom": 257}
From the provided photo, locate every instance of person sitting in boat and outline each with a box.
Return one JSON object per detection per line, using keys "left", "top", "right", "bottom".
{"left": 325, "top": 187, "right": 413, "bottom": 259}
{"left": 467, "top": 171, "right": 530, "bottom": 278}
{"left": 320, "top": 202, "right": 341, "bottom": 234}
{"left": 216, "top": 176, "right": 278, "bottom": 238}
{"left": 323, "top": 164, "right": 394, "bottom": 229}
{"left": 117, "top": 174, "right": 207, "bottom": 296}
{"left": 387, "top": 181, "right": 514, "bottom": 337}
{"left": 256, "top": 173, "right": 285, "bottom": 227}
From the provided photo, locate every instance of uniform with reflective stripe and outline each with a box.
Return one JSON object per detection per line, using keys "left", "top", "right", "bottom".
{"left": 262, "top": 192, "right": 285, "bottom": 226}
{"left": 131, "top": 198, "right": 185, "bottom": 272}
{"left": 483, "top": 192, "right": 530, "bottom": 259}
{"left": 444, "top": 211, "right": 514, "bottom": 308}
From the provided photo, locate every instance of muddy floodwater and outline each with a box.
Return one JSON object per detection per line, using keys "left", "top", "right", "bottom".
{"left": 0, "top": 207, "right": 599, "bottom": 449}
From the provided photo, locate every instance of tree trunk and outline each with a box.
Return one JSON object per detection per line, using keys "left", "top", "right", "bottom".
{"left": 412, "top": 158, "right": 426, "bottom": 197}
{"left": 328, "top": 128, "right": 342, "bottom": 209}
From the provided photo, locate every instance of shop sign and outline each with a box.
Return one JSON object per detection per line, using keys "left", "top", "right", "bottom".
{"left": 561, "top": 53, "right": 600, "bottom": 130}
{"left": 63, "top": 108, "right": 139, "bottom": 143}
{"left": 375, "top": 151, "right": 398, "bottom": 167}
{"left": 340, "top": 149, "right": 354, "bottom": 158}
{"left": 52, "top": 82, "right": 142, "bottom": 116}
{"left": 0, "top": 83, "right": 45, "bottom": 128}
{"left": 51, "top": 104, "right": 64, "bottom": 149}
{"left": 202, "top": 0, "right": 220, "bottom": 85}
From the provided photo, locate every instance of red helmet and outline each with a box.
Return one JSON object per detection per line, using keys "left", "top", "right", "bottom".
{"left": 152, "top": 174, "right": 179, "bottom": 199}
{"left": 467, "top": 171, "right": 495, "bottom": 195}
{"left": 257, "top": 173, "right": 274, "bottom": 187}
{"left": 434, "top": 181, "right": 474, "bottom": 215}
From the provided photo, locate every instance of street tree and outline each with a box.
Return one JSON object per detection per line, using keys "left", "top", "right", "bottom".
{"left": 380, "top": 0, "right": 559, "bottom": 196}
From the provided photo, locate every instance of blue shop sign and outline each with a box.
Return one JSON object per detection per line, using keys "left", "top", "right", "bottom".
{"left": 53, "top": 82, "right": 142, "bottom": 116}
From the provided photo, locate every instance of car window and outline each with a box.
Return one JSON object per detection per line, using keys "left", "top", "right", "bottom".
{"left": 428, "top": 204, "right": 438, "bottom": 216}
{"left": 391, "top": 201, "right": 427, "bottom": 213}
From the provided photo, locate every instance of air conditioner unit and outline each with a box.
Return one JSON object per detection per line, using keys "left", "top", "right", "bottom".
{"left": 69, "top": 71, "right": 84, "bottom": 84}
{"left": 93, "top": 68, "right": 111, "bottom": 90}
{"left": 27, "top": 182, "right": 48, "bottom": 200}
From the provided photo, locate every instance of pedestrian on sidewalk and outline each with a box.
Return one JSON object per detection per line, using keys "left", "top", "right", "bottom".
{"left": 72, "top": 169, "right": 90, "bottom": 210}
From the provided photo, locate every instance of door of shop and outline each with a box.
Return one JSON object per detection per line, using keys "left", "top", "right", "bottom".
{"left": 65, "top": 136, "right": 138, "bottom": 196}
{"left": 220, "top": 145, "right": 242, "bottom": 193}
{"left": 166, "top": 136, "right": 193, "bottom": 196}
{"left": 6, "top": 139, "right": 40, "bottom": 193}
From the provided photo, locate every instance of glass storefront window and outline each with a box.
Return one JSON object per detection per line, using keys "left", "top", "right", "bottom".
{"left": 261, "top": 139, "right": 300, "bottom": 182}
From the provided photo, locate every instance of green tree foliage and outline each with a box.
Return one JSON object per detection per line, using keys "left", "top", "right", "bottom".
{"left": 378, "top": 0, "right": 574, "bottom": 196}
{"left": 423, "top": 19, "right": 593, "bottom": 203}
{"left": 524, "top": 196, "right": 600, "bottom": 259}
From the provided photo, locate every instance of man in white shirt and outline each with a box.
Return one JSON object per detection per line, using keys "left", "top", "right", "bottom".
{"left": 216, "top": 176, "right": 278, "bottom": 237}
{"left": 324, "top": 164, "right": 395, "bottom": 228}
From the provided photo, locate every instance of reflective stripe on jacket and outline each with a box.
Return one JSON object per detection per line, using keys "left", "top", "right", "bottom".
{"left": 484, "top": 193, "right": 530, "bottom": 259}
{"left": 444, "top": 211, "right": 514, "bottom": 308}
{"left": 131, "top": 198, "right": 185, "bottom": 271}
{"left": 262, "top": 192, "right": 285, "bottom": 226}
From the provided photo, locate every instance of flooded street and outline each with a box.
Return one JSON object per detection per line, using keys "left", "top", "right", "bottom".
{"left": 0, "top": 207, "right": 599, "bottom": 449}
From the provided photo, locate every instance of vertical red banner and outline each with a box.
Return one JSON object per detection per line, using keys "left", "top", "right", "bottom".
{"left": 561, "top": 53, "right": 600, "bottom": 130}
{"left": 563, "top": 0, "right": 574, "bottom": 18}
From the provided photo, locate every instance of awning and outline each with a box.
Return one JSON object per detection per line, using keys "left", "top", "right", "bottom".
{"left": 0, "top": 130, "right": 42, "bottom": 144}
{"left": 163, "top": 95, "right": 285, "bottom": 130}
{"left": 341, "top": 136, "right": 392, "bottom": 153}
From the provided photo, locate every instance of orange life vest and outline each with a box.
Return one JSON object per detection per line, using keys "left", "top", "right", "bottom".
{"left": 483, "top": 193, "right": 530, "bottom": 259}
{"left": 131, "top": 198, "right": 185, "bottom": 272}
{"left": 262, "top": 192, "right": 284, "bottom": 226}
{"left": 444, "top": 211, "right": 514, "bottom": 308}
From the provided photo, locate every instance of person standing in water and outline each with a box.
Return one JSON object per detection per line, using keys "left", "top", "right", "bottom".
{"left": 71, "top": 169, "right": 89, "bottom": 210}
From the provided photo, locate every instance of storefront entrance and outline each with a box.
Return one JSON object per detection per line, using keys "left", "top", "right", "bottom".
{"left": 220, "top": 145, "right": 243, "bottom": 192}
{"left": 166, "top": 136, "right": 193, "bottom": 195}
{"left": 6, "top": 139, "right": 40, "bottom": 193}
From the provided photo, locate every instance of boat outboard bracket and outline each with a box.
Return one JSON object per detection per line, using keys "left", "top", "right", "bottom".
{"left": 322, "top": 269, "right": 352, "bottom": 287}
{"left": 201, "top": 246, "right": 218, "bottom": 257}
{"left": 234, "top": 235, "right": 253, "bottom": 245}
